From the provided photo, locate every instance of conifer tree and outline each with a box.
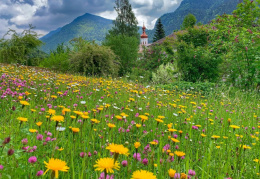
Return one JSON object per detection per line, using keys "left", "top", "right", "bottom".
{"left": 107, "top": 0, "right": 139, "bottom": 38}
{"left": 153, "top": 18, "right": 165, "bottom": 42}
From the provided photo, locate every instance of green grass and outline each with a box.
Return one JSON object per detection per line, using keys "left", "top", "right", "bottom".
{"left": 0, "top": 64, "right": 259, "bottom": 179}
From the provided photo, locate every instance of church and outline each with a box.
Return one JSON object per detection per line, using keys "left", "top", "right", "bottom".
{"left": 139, "top": 24, "right": 149, "bottom": 53}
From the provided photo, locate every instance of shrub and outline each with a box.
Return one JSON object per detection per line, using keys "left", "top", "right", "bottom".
{"left": 152, "top": 63, "right": 177, "bottom": 84}
{"left": 40, "top": 43, "right": 70, "bottom": 72}
{"left": 0, "top": 25, "right": 43, "bottom": 65}
{"left": 70, "top": 38, "right": 119, "bottom": 77}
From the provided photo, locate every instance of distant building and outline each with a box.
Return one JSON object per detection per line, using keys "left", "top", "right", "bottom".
{"left": 139, "top": 24, "right": 149, "bottom": 53}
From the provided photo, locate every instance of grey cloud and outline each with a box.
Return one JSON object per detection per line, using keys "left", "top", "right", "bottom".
{"left": 0, "top": 0, "right": 183, "bottom": 37}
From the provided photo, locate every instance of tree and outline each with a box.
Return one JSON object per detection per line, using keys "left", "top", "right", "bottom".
{"left": 107, "top": 0, "right": 139, "bottom": 38}
{"left": 0, "top": 25, "right": 42, "bottom": 65}
{"left": 175, "top": 26, "right": 222, "bottom": 82}
{"left": 181, "top": 13, "right": 197, "bottom": 29}
{"left": 209, "top": 0, "right": 260, "bottom": 89}
{"left": 104, "top": 0, "right": 139, "bottom": 76}
{"left": 153, "top": 18, "right": 166, "bottom": 42}
{"left": 103, "top": 35, "right": 138, "bottom": 76}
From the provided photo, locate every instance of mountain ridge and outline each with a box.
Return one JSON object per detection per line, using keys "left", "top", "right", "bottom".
{"left": 41, "top": 0, "right": 241, "bottom": 52}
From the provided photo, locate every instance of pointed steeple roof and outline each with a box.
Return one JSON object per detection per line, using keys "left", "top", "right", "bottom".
{"left": 141, "top": 23, "right": 148, "bottom": 38}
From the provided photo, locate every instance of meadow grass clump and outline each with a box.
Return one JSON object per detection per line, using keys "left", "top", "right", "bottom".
{"left": 0, "top": 64, "right": 259, "bottom": 178}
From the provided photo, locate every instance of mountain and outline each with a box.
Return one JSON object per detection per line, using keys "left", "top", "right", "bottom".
{"left": 40, "top": 13, "right": 113, "bottom": 53}
{"left": 41, "top": 0, "right": 241, "bottom": 52}
{"left": 147, "top": 0, "right": 240, "bottom": 42}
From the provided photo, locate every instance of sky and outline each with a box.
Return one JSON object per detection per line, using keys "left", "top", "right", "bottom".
{"left": 0, "top": 0, "right": 183, "bottom": 38}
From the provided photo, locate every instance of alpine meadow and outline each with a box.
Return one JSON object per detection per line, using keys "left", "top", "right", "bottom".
{"left": 0, "top": 0, "right": 259, "bottom": 179}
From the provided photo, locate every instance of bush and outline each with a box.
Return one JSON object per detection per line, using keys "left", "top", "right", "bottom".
{"left": 0, "top": 25, "right": 43, "bottom": 65}
{"left": 140, "top": 44, "right": 174, "bottom": 71}
{"left": 126, "top": 67, "right": 152, "bottom": 83}
{"left": 40, "top": 44, "right": 70, "bottom": 72}
{"left": 70, "top": 38, "right": 119, "bottom": 77}
{"left": 152, "top": 63, "right": 177, "bottom": 84}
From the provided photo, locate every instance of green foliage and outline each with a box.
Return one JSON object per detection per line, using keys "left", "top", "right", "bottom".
{"left": 175, "top": 26, "right": 221, "bottom": 82}
{"left": 139, "top": 44, "right": 174, "bottom": 71}
{"left": 104, "top": 0, "right": 139, "bottom": 76}
{"left": 0, "top": 25, "right": 42, "bottom": 65}
{"left": 177, "top": 27, "right": 208, "bottom": 47}
{"left": 176, "top": 41, "right": 222, "bottom": 82}
{"left": 209, "top": 0, "right": 260, "bottom": 89}
{"left": 181, "top": 13, "right": 197, "bottom": 29}
{"left": 40, "top": 43, "right": 71, "bottom": 72}
{"left": 70, "top": 38, "right": 119, "bottom": 77}
{"left": 153, "top": 18, "right": 165, "bottom": 42}
{"left": 103, "top": 35, "right": 139, "bottom": 76}
{"left": 152, "top": 62, "right": 177, "bottom": 84}
{"left": 126, "top": 67, "right": 152, "bottom": 83}
{"left": 107, "top": 0, "right": 139, "bottom": 38}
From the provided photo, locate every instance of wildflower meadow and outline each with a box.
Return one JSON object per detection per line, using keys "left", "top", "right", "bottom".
{"left": 0, "top": 64, "right": 259, "bottom": 179}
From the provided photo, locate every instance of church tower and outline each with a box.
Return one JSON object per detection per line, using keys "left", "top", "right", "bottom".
{"left": 140, "top": 24, "right": 148, "bottom": 46}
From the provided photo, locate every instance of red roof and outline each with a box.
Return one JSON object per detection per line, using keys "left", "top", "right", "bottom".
{"left": 141, "top": 24, "right": 148, "bottom": 38}
{"left": 141, "top": 33, "right": 148, "bottom": 38}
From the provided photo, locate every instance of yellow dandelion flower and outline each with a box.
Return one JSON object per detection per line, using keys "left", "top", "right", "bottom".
{"left": 17, "top": 117, "right": 28, "bottom": 122}
{"left": 107, "top": 123, "right": 116, "bottom": 128}
{"left": 168, "top": 169, "right": 176, "bottom": 178}
{"left": 155, "top": 118, "right": 164, "bottom": 123}
{"left": 131, "top": 170, "right": 157, "bottom": 179}
{"left": 48, "top": 109, "right": 56, "bottom": 115}
{"left": 106, "top": 143, "right": 129, "bottom": 156}
{"left": 149, "top": 141, "right": 158, "bottom": 145}
{"left": 73, "top": 111, "right": 83, "bottom": 116}
{"left": 29, "top": 129, "right": 38, "bottom": 133}
{"left": 44, "top": 158, "right": 69, "bottom": 178}
{"left": 181, "top": 173, "right": 187, "bottom": 179}
{"left": 36, "top": 122, "right": 43, "bottom": 126}
{"left": 168, "top": 128, "right": 177, "bottom": 132}
{"left": 241, "top": 145, "right": 251, "bottom": 150}
{"left": 51, "top": 116, "right": 64, "bottom": 122}
{"left": 230, "top": 125, "right": 240, "bottom": 129}
{"left": 71, "top": 128, "right": 80, "bottom": 133}
{"left": 134, "top": 142, "right": 141, "bottom": 149}
{"left": 58, "top": 147, "right": 64, "bottom": 151}
{"left": 94, "top": 158, "right": 120, "bottom": 174}
{"left": 136, "top": 124, "right": 141, "bottom": 128}
{"left": 171, "top": 138, "right": 180, "bottom": 143}
{"left": 201, "top": 133, "right": 206, "bottom": 137}
{"left": 157, "top": 115, "right": 165, "bottom": 119}
{"left": 211, "top": 135, "right": 220, "bottom": 139}
{"left": 139, "top": 115, "right": 148, "bottom": 122}
{"left": 174, "top": 151, "right": 185, "bottom": 157}
{"left": 20, "top": 101, "right": 29, "bottom": 106}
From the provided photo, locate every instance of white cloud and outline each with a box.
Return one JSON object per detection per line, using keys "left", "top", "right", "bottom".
{"left": 0, "top": 0, "right": 183, "bottom": 37}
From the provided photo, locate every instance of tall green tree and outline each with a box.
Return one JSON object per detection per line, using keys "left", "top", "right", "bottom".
{"left": 153, "top": 18, "right": 166, "bottom": 42}
{"left": 107, "top": 0, "right": 139, "bottom": 38}
{"left": 181, "top": 13, "right": 197, "bottom": 29}
{"left": 104, "top": 0, "right": 139, "bottom": 76}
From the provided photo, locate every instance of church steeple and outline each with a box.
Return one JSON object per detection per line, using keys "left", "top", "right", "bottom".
{"left": 140, "top": 23, "right": 148, "bottom": 46}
